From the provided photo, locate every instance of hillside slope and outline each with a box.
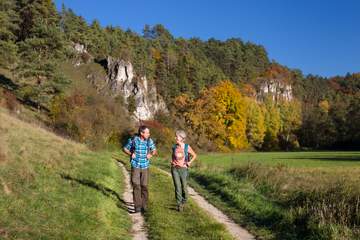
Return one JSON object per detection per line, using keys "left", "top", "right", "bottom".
{"left": 0, "top": 108, "right": 131, "bottom": 239}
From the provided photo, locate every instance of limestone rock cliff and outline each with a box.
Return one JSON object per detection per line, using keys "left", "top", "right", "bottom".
{"left": 256, "top": 78, "right": 293, "bottom": 102}
{"left": 105, "top": 56, "right": 168, "bottom": 120}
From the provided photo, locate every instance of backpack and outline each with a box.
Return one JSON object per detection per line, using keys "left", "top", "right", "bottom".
{"left": 172, "top": 143, "right": 190, "bottom": 163}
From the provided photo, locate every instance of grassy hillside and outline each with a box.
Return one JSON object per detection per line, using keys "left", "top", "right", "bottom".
{"left": 0, "top": 108, "right": 131, "bottom": 239}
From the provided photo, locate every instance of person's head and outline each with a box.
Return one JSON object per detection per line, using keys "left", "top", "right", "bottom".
{"left": 175, "top": 130, "right": 186, "bottom": 144}
{"left": 138, "top": 125, "right": 150, "bottom": 140}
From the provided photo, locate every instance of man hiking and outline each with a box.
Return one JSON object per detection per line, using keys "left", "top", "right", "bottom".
{"left": 123, "top": 125, "right": 157, "bottom": 213}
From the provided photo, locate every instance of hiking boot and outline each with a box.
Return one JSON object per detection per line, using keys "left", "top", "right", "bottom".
{"left": 141, "top": 207, "right": 147, "bottom": 214}
{"left": 181, "top": 203, "right": 186, "bottom": 211}
{"left": 177, "top": 204, "right": 184, "bottom": 212}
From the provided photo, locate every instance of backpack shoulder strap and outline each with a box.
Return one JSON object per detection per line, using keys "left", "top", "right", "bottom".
{"left": 146, "top": 138, "right": 152, "bottom": 154}
{"left": 184, "top": 144, "right": 189, "bottom": 162}
{"left": 172, "top": 144, "right": 177, "bottom": 158}
{"left": 130, "top": 135, "right": 136, "bottom": 153}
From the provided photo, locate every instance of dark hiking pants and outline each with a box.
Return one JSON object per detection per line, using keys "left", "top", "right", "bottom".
{"left": 131, "top": 167, "right": 149, "bottom": 210}
{"left": 171, "top": 166, "right": 188, "bottom": 206}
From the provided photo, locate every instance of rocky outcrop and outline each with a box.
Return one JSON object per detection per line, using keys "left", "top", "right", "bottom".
{"left": 73, "top": 43, "right": 92, "bottom": 66}
{"left": 105, "top": 56, "right": 168, "bottom": 120}
{"left": 72, "top": 41, "right": 167, "bottom": 120}
{"left": 74, "top": 43, "right": 87, "bottom": 54}
{"left": 257, "top": 79, "right": 293, "bottom": 102}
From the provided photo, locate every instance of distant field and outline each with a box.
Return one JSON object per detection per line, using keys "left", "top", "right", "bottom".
{"left": 198, "top": 151, "right": 360, "bottom": 168}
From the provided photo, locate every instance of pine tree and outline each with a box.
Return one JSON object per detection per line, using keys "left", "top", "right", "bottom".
{"left": 87, "top": 20, "right": 108, "bottom": 58}
{"left": 17, "top": 0, "right": 66, "bottom": 79}
{"left": 0, "top": 0, "right": 19, "bottom": 68}
{"left": 60, "top": 4, "right": 90, "bottom": 46}
{"left": 15, "top": 0, "right": 69, "bottom": 105}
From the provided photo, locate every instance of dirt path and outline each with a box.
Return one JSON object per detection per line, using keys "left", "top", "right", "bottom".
{"left": 157, "top": 167, "right": 255, "bottom": 240}
{"left": 118, "top": 162, "right": 148, "bottom": 240}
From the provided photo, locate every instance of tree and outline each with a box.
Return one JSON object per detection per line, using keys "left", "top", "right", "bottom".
{"left": 0, "top": 0, "right": 19, "bottom": 68}
{"left": 246, "top": 99, "right": 266, "bottom": 149}
{"left": 262, "top": 97, "right": 281, "bottom": 150}
{"left": 278, "top": 99, "right": 302, "bottom": 150}
{"left": 299, "top": 102, "right": 337, "bottom": 149}
{"left": 16, "top": 0, "right": 66, "bottom": 78}
{"left": 87, "top": 20, "right": 108, "bottom": 58}
{"left": 188, "top": 81, "right": 248, "bottom": 150}
{"left": 346, "top": 95, "right": 360, "bottom": 147}
{"left": 14, "top": 0, "right": 69, "bottom": 106}
{"left": 60, "top": 5, "right": 91, "bottom": 46}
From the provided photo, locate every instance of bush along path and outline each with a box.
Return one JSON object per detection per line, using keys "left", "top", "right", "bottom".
{"left": 155, "top": 168, "right": 255, "bottom": 240}
{"left": 117, "top": 161, "right": 148, "bottom": 240}
{"left": 114, "top": 154, "right": 253, "bottom": 240}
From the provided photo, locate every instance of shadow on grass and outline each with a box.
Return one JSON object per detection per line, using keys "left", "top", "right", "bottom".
{"left": 0, "top": 74, "right": 50, "bottom": 112}
{"left": 0, "top": 74, "right": 19, "bottom": 91}
{"left": 60, "top": 173, "right": 135, "bottom": 213}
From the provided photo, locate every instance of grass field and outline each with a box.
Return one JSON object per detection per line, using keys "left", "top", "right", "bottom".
{"left": 179, "top": 151, "right": 360, "bottom": 240}
{"left": 154, "top": 150, "right": 360, "bottom": 239}
{"left": 198, "top": 151, "right": 360, "bottom": 168}
{"left": 0, "top": 108, "right": 132, "bottom": 239}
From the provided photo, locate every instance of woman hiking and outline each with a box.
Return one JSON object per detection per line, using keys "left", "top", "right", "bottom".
{"left": 171, "top": 130, "right": 197, "bottom": 212}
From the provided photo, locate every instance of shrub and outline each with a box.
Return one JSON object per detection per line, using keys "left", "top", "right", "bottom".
{"left": 0, "top": 89, "right": 18, "bottom": 112}
{"left": 50, "top": 85, "right": 131, "bottom": 149}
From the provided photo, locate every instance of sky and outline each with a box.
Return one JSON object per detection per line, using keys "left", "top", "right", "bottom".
{"left": 54, "top": 0, "right": 360, "bottom": 77}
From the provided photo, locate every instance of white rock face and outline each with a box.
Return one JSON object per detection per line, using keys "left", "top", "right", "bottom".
{"left": 106, "top": 56, "right": 168, "bottom": 120}
{"left": 74, "top": 43, "right": 87, "bottom": 54}
{"left": 257, "top": 79, "right": 293, "bottom": 101}
{"left": 73, "top": 43, "right": 92, "bottom": 66}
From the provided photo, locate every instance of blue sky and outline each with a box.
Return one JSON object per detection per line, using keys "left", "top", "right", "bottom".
{"left": 54, "top": 0, "right": 360, "bottom": 77}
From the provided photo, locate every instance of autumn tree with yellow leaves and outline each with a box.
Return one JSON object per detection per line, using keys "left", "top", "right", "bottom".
{"left": 184, "top": 81, "right": 248, "bottom": 150}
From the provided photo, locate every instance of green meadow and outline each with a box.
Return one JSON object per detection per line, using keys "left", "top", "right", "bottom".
{"left": 175, "top": 151, "right": 360, "bottom": 240}
{"left": 198, "top": 151, "right": 360, "bottom": 168}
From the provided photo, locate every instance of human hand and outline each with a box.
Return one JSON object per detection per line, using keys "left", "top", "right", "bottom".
{"left": 147, "top": 153, "right": 153, "bottom": 159}
{"left": 131, "top": 153, "right": 136, "bottom": 159}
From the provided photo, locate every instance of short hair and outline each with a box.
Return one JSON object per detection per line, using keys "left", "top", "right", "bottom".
{"left": 138, "top": 125, "right": 149, "bottom": 135}
{"left": 175, "top": 130, "right": 187, "bottom": 140}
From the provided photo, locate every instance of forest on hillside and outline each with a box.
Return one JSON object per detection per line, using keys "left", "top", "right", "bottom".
{"left": 0, "top": 0, "right": 359, "bottom": 151}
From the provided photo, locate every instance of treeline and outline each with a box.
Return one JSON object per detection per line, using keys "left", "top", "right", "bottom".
{"left": 295, "top": 73, "right": 360, "bottom": 149}
{"left": 0, "top": 0, "right": 359, "bottom": 150}
{"left": 170, "top": 80, "right": 302, "bottom": 151}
